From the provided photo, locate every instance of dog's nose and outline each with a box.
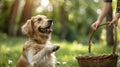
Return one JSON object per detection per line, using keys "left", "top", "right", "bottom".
{"left": 48, "top": 19, "right": 53, "bottom": 23}
{"left": 48, "top": 19, "right": 53, "bottom": 25}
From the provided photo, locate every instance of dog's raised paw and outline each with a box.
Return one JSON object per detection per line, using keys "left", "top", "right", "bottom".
{"left": 52, "top": 45, "right": 60, "bottom": 52}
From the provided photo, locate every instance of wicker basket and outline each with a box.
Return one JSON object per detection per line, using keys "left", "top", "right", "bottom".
{"left": 76, "top": 23, "right": 118, "bottom": 67}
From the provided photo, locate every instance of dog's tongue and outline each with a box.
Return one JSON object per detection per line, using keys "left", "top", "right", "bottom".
{"left": 47, "top": 29, "right": 52, "bottom": 32}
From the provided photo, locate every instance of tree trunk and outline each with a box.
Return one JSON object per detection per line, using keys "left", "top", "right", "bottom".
{"left": 59, "top": 3, "right": 67, "bottom": 41}
{"left": 17, "top": 0, "right": 34, "bottom": 35}
{"left": 106, "top": 5, "right": 114, "bottom": 46}
{"left": 8, "top": 0, "right": 19, "bottom": 36}
{"left": 2, "top": 1, "right": 9, "bottom": 33}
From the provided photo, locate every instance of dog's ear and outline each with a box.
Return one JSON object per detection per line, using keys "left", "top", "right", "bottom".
{"left": 21, "top": 19, "right": 34, "bottom": 36}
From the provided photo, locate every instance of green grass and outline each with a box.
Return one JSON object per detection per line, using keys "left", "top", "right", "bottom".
{"left": 0, "top": 35, "right": 120, "bottom": 67}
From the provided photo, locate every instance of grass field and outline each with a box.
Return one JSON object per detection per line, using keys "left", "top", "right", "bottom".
{"left": 0, "top": 35, "right": 120, "bottom": 67}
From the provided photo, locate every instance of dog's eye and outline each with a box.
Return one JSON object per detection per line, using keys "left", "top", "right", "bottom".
{"left": 38, "top": 18, "right": 42, "bottom": 21}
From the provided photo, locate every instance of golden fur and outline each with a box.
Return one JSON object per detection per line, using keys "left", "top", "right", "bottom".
{"left": 16, "top": 15, "right": 60, "bottom": 67}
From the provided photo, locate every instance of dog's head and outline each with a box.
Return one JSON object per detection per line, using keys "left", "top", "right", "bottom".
{"left": 22, "top": 15, "right": 53, "bottom": 43}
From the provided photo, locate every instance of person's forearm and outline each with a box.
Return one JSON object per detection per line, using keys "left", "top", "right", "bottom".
{"left": 97, "top": 3, "right": 112, "bottom": 22}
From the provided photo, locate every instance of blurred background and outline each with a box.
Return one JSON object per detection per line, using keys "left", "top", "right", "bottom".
{"left": 0, "top": 0, "right": 104, "bottom": 42}
{"left": 0, "top": 0, "right": 120, "bottom": 67}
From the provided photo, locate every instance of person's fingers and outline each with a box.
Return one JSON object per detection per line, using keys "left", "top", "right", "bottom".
{"left": 91, "top": 24, "right": 95, "bottom": 30}
{"left": 107, "top": 21, "right": 114, "bottom": 26}
{"left": 92, "top": 23, "right": 98, "bottom": 30}
{"left": 108, "top": 20, "right": 118, "bottom": 26}
{"left": 91, "top": 24, "right": 94, "bottom": 29}
{"left": 94, "top": 24, "right": 97, "bottom": 30}
{"left": 108, "top": 22, "right": 112, "bottom": 26}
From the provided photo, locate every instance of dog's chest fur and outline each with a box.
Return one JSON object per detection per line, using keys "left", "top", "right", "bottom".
{"left": 23, "top": 40, "right": 56, "bottom": 67}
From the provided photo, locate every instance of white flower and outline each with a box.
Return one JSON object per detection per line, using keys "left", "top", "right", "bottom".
{"left": 8, "top": 59, "right": 13, "bottom": 64}
{"left": 62, "top": 61, "right": 67, "bottom": 65}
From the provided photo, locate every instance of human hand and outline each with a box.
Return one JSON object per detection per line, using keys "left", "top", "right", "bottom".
{"left": 108, "top": 13, "right": 120, "bottom": 26}
{"left": 91, "top": 21, "right": 100, "bottom": 30}
{"left": 108, "top": 18, "right": 118, "bottom": 26}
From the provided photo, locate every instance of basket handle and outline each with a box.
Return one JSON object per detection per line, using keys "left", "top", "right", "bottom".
{"left": 88, "top": 22, "right": 117, "bottom": 55}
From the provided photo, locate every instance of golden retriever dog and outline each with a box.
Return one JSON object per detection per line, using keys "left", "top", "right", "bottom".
{"left": 16, "top": 15, "right": 60, "bottom": 67}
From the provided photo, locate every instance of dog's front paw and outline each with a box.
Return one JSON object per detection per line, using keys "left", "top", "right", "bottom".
{"left": 52, "top": 45, "right": 60, "bottom": 52}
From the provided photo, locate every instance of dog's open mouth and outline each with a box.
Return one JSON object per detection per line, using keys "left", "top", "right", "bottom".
{"left": 38, "top": 26, "right": 52, "bottom": 34}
